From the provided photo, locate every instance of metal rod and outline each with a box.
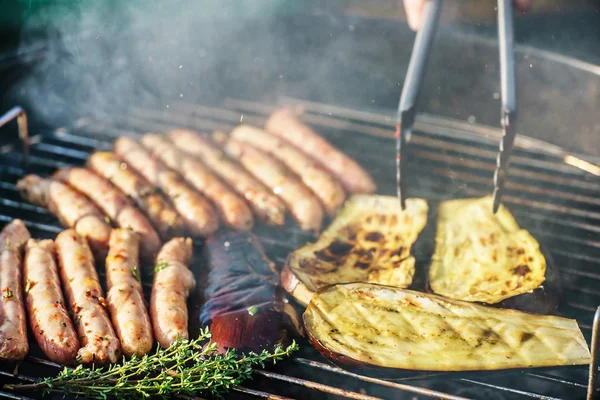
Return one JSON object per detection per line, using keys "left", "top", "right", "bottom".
{"left": 396, "top": 0, "right": 442, "bottom": 210}
{"left": 0, "top": 106, "right": 29, "bottom": 168}
{"left": 293, "top": 358, "right": 472, "bottom": 400}
{"left": 587, "top": 306, "right": 600, "bottom": 400}
{"left": 253, "top": 370, "right": 383, "bottom": 400}
{"left": 492, "top": 0, "right": 518, "bottom": 213}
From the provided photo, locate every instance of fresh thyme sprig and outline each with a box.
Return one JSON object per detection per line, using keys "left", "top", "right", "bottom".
{"left": 5, "top": 328, "right": 298, "bottom": 399}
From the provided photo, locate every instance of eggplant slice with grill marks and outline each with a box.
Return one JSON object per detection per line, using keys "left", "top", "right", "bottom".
{"left": 201, "top": 231, "right": 301, "bottom": 354}
{"left": 282, "top": 195, "right": 428, "bottom": 306}
{"left": 304, "top": 283, "right": 591, "bottom": 372}
{"left": 428, "top": 196, "right": 552, "bottom": 308}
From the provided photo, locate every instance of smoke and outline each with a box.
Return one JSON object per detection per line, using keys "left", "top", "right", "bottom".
{"left": 11, "top": 0, "right": 303, "bottom": 127}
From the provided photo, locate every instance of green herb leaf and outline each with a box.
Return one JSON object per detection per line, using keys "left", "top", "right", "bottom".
{"left": 130, "top": 265, "right": 140, "bottom": 281}
{"left": 247, "top": 305, "right": 260, "bottom": 316}
{"left": 24, "top": 279, "right": 33, "bottom": 296}
{"left": 3, "top": 287, "right": 13, "bottom": 300}
{"left": 5, "top": 237, "right": 11, "bottom": 248}
{"left": 104, "top": 216, "right": 111, "bottom": 224}
{"left": 154, "top": 262, "right": 168, "bottom": 273}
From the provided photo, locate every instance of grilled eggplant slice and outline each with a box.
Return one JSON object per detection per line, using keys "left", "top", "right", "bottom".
{"left": 304, "top": 283, "right": 591, "bottom": 371}
{"left": 201, "top": 231, "right": 301, "bottom": 354}
{"left": 429, "top": 196, "right": 546, "bottom": 304}
{"left": 283, "top": 195, "right": 428, "bottom": 306}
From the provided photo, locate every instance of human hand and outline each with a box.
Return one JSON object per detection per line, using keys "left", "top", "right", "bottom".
{"left": 403, "top": 0, "right": 534, "bottom": 31}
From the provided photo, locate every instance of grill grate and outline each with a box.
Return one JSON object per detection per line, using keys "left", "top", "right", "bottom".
{"left": 1, "top": 98, "right": 599, "bottom": 399}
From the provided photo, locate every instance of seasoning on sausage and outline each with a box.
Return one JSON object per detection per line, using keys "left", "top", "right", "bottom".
{"left": 230, "top": 125, "right": 346, "bottom": 215}
{"left": 53, "top": 168, "right": 161, "bottom": 260}
{"left": 88, "top": 152, "right": 184, "bottom": 240}
{"left": 0, "top": 220, "right": 31, "bottom": 361}
{"left": 218, "top": 135, "right": 323, "bottom": 232}
{"left": 150, "top": 237, "right": 195, "bottom": 348}
{"left": 168, "top": 129, "right": 285, "bottom": 225}
{"left": 17, "top": 174, "right": 112, "bottom": 259}
{"left": 24, "top": 239, "right": 80, "bottom": 364}
{"left": 105, "top": 228, "right": 153, "bottom": 357}
{"left": 142, "top": 134, "right": 253, "bottom": 231}
{"left": 265, "top": 109, "right": 376, "bottom": 194}
{"left": 114, "top": 137, "right": 219, "bottom": 237}
{"left": 55, "top": 229, "right": 121, "bottom": 364}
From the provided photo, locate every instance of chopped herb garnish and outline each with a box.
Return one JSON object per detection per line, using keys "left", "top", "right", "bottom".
{"left": 4, "top": 287, "right": 13, "bottom": 300}
{"left": 154, "top": 262, "right": 168, "bottom": 273}
{"left": 61, "top": 322, "right": 67, "bottom": 328}
{"left": 131, "top": 265, "right": 140, "bottom": 281}
{"left": 247, "top": 305, "right": 259, "bottom": 316}
{"left": 24, "top": 279, "right": 33, "bottom": 296}
{"left": 5, "top": 237, "right": 11, "bottom": 248}
{"left": 104, "top": 216, "right": 111, "bottom": 224}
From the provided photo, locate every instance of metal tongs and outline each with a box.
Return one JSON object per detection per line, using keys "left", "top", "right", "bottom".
{"left": 396, "top": 0, "right": 517, "bottom": 214}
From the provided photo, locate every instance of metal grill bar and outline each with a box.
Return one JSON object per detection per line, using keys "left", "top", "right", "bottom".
{"left": 252, "top": 370, "right": 383, "bottom": 400}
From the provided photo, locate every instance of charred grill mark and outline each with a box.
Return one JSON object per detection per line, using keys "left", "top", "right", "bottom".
{"left": 314, "top": 249, "right": 341, "bottom": 263}
{"left": 475, "top": 329, "right": 501, "bottom": 348}
{"left": 364, "top": 232, "right": 383, "bottom": 242}
{"left": 326, "top": 240, "right": 354, "bottom": 256}
{"left": 355, "top": 262, "right": 370, "bottom": 270}
{"left": 513, "top": 264, "right": 531, "bottom": 276}
{"left": 520, "top": 332, "right": 535, "bottom": 343}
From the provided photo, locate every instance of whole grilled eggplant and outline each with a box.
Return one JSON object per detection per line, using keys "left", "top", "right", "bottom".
{"left": 200, "top": 231, "right": 301, "bottom": 354}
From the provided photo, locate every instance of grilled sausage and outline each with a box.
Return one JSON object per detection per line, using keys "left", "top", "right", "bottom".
{"left": 17, "top": 175, "right": 112, "bottom": 259}
{"left": 87, "top": 152, "right": 184, "bottom": 240}
{"left": 265, "top": 109, "right": 376, "bottom": 194}
{"left": 168, "top": 129, "right": 285, "bottom": 225}
{"left": 218, "top": 136, "right": 324, "bottom": 232}
{"left": 24, "top": 239, "right": 80, "bottom": 364}
{"left": 114, "top": 137, "right": 219, "bottom": 237}
{"left": 0, "top": 220, "right": 30, "bottom": 361}
{"left": 55, "top": 229, "right": 121, "bottom": 364}
{"left": 230, "top": 125, "right": 346, "bottom": 216}
{"left": 150, "top": 237, "right": 195, "bottom": 348}
{"left": 142, "top": 134, "right": 254, "bottom": 231}
{"left": 105, "top": 229, "right": 153, "bottom": 357}
{"left": 53, "top": 168, "right": 161, "bottom": 260}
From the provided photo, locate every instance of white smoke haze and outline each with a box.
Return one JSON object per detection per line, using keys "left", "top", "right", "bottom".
{"left": 12, "top": 0, "right": 314, "bottom": 126}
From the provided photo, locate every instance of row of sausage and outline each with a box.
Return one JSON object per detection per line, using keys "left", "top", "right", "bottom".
{"left": 0, "top": 219, "right": 194, "bottom": 364}
{"left": 18, "top": 109, "right": 375, "bottom": 264}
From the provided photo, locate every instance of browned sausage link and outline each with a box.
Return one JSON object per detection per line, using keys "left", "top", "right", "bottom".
{"left": 0, "top": 220, "right": 30, "bottom": 361}
{"left": 53, "top": 168, "right": 161, "bottom": 260}
{"left": 105, "top": 229, "right": 153, "bottom": 357}
{"left": 265, "top": 109, "right": 376, "bottom": 194}
{"left": 114, "top": 137, "right": 219, "bottom": 237}
{"left": 150, "top": 237, "right": 195, "bottom": 348}
{"left": 87, "top": 152, "right": 184, "bottom": 240}
{"left": 17, "top": 175, "right": 112, "bottom": 259}
{"left": 230, "top": 125, "right": 347, "bottom": 216}
{"left": 142, "top": 134, "right": 254, "bottom": 231}
{"left": 55, "top": 229, "right": 121, "bottom": 364}
{"left": 24, "top": 239, "right": 80, "bottom": 364}
{"left": 168, "top": 129, "right": 285, "bottom": 225}
{"left": 219, "top": 136, "right": 324, "bottom": 232}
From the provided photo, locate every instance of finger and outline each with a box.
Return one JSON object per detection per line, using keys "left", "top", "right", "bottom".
{"left": 514, "top": 0, "right": 534, "bottom": 11}
{"left": 404, "top": 0, "right": 427, "bottom": 31}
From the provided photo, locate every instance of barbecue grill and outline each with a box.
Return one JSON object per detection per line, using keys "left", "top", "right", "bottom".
{"left": 1, "top": 7, "right": 600, "bottom": 400}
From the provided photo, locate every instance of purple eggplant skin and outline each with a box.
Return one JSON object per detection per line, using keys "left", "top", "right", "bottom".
{"left": 200, "top": 231, "right": 299, "bottom": 354}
